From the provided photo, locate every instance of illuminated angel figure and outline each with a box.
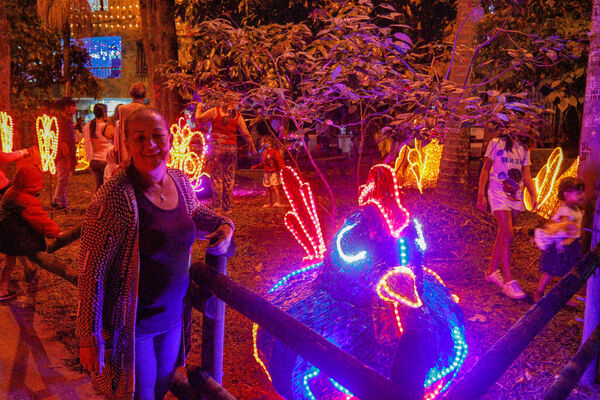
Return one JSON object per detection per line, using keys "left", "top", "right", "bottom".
{"left": 36, "top": 115, "right": 59, "bottom": 175}
{"left": 0, "top": 111, "right": 14, "bottom": 153}
{"left": 167, "top": 118, "right": 209, "bottom": 191}
{"left": 254, "top": 164, "right": 467, "bottom": 400}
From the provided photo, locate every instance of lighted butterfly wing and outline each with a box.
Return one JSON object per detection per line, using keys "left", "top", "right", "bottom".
{"left": 0, "top": 111, "right": 14, "bottom": 153}
{"left": 36, "top": 115, "right": 59, "bottom": 175}
{"left": 281, "top": 167, "right": 326, "bottom": 263}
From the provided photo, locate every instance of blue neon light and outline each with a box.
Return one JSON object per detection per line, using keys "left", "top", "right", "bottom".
{"left": 399, "top": 238, "right": 408, "bottom": 266}
{"left": 302, "top": 367, "right": 320, "bottom": 400}
{"left": 414, "top": 219, "right": 427, "bottom": 251}
{"left": 423, "top": 326, "right": 468, "bottom": 388}
{"left": 336, "top": 223, "right": 367, "bottom": 263}
{"left": 268, "top": 262, "right": 323, "bottom": 294}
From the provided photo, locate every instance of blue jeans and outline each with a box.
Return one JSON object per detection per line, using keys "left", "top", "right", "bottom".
{"left": 134, "top": 323, "right": 181, "bottom": 400}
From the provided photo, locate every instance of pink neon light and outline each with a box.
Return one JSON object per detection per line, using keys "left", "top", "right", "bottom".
{"left": 281, "top": 167, "right": 326, "bottom": 262}
{"left": 358, "top": 164, "right": 410, "bottom": 238}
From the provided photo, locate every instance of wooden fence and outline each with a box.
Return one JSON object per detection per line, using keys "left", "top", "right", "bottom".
{"left": 21, "top": 223, "right": 600, "bottom": 400}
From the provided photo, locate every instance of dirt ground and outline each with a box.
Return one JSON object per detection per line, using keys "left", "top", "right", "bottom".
{"left": 3, "top": 167, "right": 600, "bottom": 400}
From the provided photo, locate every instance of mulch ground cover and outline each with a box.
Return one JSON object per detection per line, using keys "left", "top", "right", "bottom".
{"left": 2, "top": 167, "right": 599, "bottom": 400}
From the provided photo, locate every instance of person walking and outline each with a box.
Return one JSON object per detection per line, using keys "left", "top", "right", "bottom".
{"left": 196, "top": 99, "right": 257, "bottom": 212}
{"left": 83, "top": 104, "right": 111, "bottom": 190}
{"left": 476, "top": 133, "right": 537, "bottom": 299}
{"left": 113, "top": 83, "right": 147, "bottom": 167}
{"left": 51, "top": 96, "right": 77, "bottom": 210}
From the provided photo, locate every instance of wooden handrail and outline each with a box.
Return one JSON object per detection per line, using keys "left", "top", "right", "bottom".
{"left": 190, "top": 263, "right": 409, "bottom": 400}
{"left": 544, "top": 322, "right": 600, "bottom": 399}
{"left": 441, "top": 243, "right": 600, "bottom": 399}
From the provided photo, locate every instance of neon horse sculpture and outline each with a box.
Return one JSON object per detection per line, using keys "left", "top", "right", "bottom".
{"left": 253, "top": 164, "right": 467, "bottom": 400}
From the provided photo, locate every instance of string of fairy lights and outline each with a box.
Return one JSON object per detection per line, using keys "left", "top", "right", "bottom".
{"left": 36, "top": 114, "right": 59, "bottom": 175}
{"left": 0, "top": 111, "right": 14, "bottom": 153}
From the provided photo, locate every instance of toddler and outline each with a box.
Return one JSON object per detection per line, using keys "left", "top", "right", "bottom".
{"left": 533, "top": 177, "right": 585, "bottom": 303}
{"left": 0, "top": 166, "right": 63, "bottom": 300}
{"left": 252, "top": 137, "right": 285, "bottom": 208}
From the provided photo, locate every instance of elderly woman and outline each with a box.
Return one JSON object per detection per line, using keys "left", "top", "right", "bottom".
{"left": 76, "top": 107, "right": 234, "bottom": 400}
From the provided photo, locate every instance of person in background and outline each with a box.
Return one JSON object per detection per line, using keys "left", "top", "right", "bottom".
{"left": 477, "top": 133, "right": 537, "bottom": 300}
{"left": 77, "top": 107, "right": 233, "bottom": 399}
{"left": 113, "top": 83, "right": 147, "bottom": 167}
{"left": 252, "top": 136, "right": 285, "bottom": 208}
{"left": 533, "top": 178, "right": 585, "bottom": 304}
{"left": 74, "top": 117, "right": 85, "bottom": 143}
{"left": 0, "top": 166, "right": 63, "bottom": 300}
{"left": 83, "top": 104, "right": 111, "bottom": 190}
{"left": 196, "top": 98, "right": 257, "bottom": 212}
{"left": 51, "top": 96, "right": 78, "bottom": 210}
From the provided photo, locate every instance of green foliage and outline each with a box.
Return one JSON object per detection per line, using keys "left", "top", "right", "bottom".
{"left": 475, "top": 0, "right": 589, "bottom": 113}
{"left": 167, "top": 0, "right": 551, "bottom": 147}
{"left": 7, "top": 0, "right": 101, "bottom": 113}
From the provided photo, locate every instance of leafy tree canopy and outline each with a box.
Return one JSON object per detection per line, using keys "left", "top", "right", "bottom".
{"left": 7, "top": 0, "right": 101, "bottom": 112}
{"left": 475, "top": 0, "right": 589, "bottom": 113}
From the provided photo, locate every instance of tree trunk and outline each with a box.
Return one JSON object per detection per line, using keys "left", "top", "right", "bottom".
{"left": 62, "top": 20, "right": 71, "bottom": 97}
{"left": 580, "top": 0, "right": 600, "bottom": 386}
{"left": 436, "top": 0, "right": 482, "bottom": 198}
{"left": 138, "top": 0, "right": 183, "bottom": 124}
{"left": 0, "top": 0, "right": 10, "bottom": 112}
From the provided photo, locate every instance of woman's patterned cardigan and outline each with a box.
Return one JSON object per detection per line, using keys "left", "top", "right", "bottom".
{"left": 76, "top": 166, "right": 233, "bottom": 399}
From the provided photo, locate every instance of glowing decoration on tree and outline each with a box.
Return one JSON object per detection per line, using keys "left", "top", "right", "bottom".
{"left": 395, "top": 139, "right": 443, "bottom": 193}
{"left": 75, "top": 140, "right": 90, "bottom": 171}
{"left": 0, "top": 111, "right": 14, "bottom": 153}
{"left": 523, "top": 147, "right": 580, "bottom": 219}
{"left": 254, "top": 165, "right": 467, "bottom": 400}
{"left": 36, "top": 115, "right": 59, "bottom": 174}
{"left": 167, "top": 118, "right": 209, "bottom": 192}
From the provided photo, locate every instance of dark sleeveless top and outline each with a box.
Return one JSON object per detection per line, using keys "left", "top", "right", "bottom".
{"left": 134, "top": 182, "right": 197, "bottom": 334}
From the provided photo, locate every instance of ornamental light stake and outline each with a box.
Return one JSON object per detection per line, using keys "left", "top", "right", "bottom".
{"left": 0, "top": 111, "right": 14, "bottom": 153}
{"left": 36, "top": 114, "right": 59, "bottom": 212}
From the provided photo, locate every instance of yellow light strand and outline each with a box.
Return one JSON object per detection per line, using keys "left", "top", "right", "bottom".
{"left": 524, "top": 147, "right": 564, "bottom": 212}
{"left": 252, "top": 324, "right": 273, "bottom": 382}
{"left": 395, "top": 139, "right": 443, "bottom": 193}
{"left": 75, "top": 139, "right": 89, "bottom": 172}
{"left": 0, "top": 111, "right": 14, "bottom": 153}
{"left": 535, "top": 157, "right": 580, "bottom": 219}
{"left": 167, "top": 118, "right": 209, "bottom": 191}
{"left": 36, "top": 114, "right": 59, "bottom": 175}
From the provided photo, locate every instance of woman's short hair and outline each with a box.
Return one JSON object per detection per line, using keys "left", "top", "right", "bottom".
{"left": 558, "top": 177, "right": 585, "bottom": 201}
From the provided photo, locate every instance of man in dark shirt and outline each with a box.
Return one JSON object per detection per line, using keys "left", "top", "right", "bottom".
{"left": 51, "top": 97, "right": 77, "bottom": 209}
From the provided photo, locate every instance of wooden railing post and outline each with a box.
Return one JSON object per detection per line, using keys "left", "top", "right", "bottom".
{"left": 201, "top": 253, "right": 228, "bottom": 385}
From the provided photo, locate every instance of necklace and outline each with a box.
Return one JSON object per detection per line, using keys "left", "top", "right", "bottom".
{"left": 152, "top": 181, "right": 167, "bottom": 202}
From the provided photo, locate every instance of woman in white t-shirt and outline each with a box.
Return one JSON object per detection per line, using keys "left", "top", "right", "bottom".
{"left": 477, "top": 134, "right": 537, "bottom": 299}
{"left": 83, "top": 104, "right": 112, "bottom": 190}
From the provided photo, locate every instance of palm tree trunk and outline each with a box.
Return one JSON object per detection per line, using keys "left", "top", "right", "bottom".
{"left": 62, "top": 18, "right": 71, "bottom": 97}
{"left": 580, "top": 0, "right": 600, "bottom": 385}
{"left": 0, "top": 0, "right": 10, "bottom": 112}
{"left": 436, "top": 0, "right": 481, "bottom": 198}
{"left": 139, "top": 0, "right": 183, "bottom": 124}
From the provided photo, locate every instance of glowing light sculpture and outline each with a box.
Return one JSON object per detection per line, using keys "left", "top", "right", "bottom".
{"left": 36, "top": 115, "right": 59, "bottom": 174}
{"left": 254, "top": 165, "right": 467, "bottom": 400}
{"left": 0, "top": 111, "right": 14, "bottom": 153}
{"left": 395, "top": 139, "right": 443, "bottom": 193}
{"left": 167, "top": 118, "right": 209, "bottom": 192}
{"left": 524, "top": 147, "right": 580, "bottom": 219}
{"left": 75, "top": 139, "right": 90, "bottom": 171}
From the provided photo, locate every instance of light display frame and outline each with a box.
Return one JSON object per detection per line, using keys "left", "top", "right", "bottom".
{"left": 36, "top": 114, "right": 59, "bottom": 175}
{"left": 167, "top": 118, "right": 209, "bottom": 192}
{"left": 0, "top": 111, "right": 14, "bottom": 153}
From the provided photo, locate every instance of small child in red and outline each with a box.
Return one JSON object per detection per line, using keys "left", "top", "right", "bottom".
{"left": 252, "top": 137, "right": 285, "bottom": 208}
{"left": 0, "top": 166, "right": 63, "bottom": 300}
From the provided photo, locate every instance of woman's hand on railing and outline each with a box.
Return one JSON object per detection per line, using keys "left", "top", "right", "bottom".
{"left": 205, "top": 224, "right": 234, "bottom": 256}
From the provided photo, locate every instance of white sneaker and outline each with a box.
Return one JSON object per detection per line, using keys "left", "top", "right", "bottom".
{"left": 486, "top": 270, "right": 504, "bottom": 288}
{"left": 502, "top": 280, "right": 527, "bottom": 299}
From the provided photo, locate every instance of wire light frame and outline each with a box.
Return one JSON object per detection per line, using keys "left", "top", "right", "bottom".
{"left": 36, "top": 115, "right": 59, "bottom": 174}
{"left": 395, "top": 139, "right": 443, "bottom": 193}
{"left": 0, "top": 111, "right": 14, "bottom": 153}
{"left": 167, "top": 118, "right": 209, "bottom": 192}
